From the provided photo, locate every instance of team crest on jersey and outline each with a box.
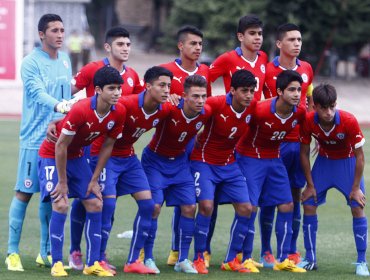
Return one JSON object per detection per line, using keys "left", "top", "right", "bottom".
{"left": 152, "top": 118, "right": 159, "bottom": 127}
{"left": 195, "top": 121, "right": 203, "bottom": 130}
{"left": 63, "top": 60, "right": 69, "bottom": 69}
{"left": 195, "top": 187, "right": 201, "bottom": 197}
{"left": 24, "top": 179, "right": 33, "bottom": 188}
{"left": 301, "top": 73, "right": 308, "bottom": 83}
{"left": 337, "top": 133, "right": 345, "bottom": 139}
{"left": 107, "top": 121, "right": 115, "bottom": 130}
{"left": 292, "top": 119, "right": 298, "bottom": 128}
{"left": 260, "top": 64, "right": 266, "bottom": 73}
{"left": 127, "top": 77, "right": 134, "bottom": 87}
{"left": 246, "top": 114, "right": 251, "bottom": 123}
{"left": 46, "top": 181, "right": 54, "bottom": 192}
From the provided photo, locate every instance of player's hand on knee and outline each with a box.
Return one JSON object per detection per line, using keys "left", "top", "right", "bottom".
{"left": 51, "top": 182, "right": 69, "bottom": 203}
{"left": 301, "top": 184, "right": 317, "bottom": 203}
{"left": 350, "top": 189, "right": 366, "bottom": 208}
{"left": 86, "top": 181, "right": 102, "bottom": 201}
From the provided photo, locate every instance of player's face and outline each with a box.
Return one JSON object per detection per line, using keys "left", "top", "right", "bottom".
{"left": 277, "top": 30, "right": 302, "bottom": 58}
{"left": 314, "top": 103, "right": 337, "bottom": 125}
{"left": 237, "top": 27, "right": 263, "bottom": 52}
{"left": 146, "top": 76, "right": 171, "bottom": 103}
{"left": 231, "top": 86, "right": 255, "bottom": 110}
{"left": 184, "top": 86, "right": 207, "bottom": 115}
{"left": 97, "top": 84, "right": 122, "bottom": 105}
{"left": 278, "top": 81, "right": 301, "bottom": 106}
{"left": 106, "top": 37, "right": 131, "bottom": 62}
{"left": 39, "top": 21, "right": 64, "bottom": 50}
{"left": 178, "top": 34, "right": 203, "bottom": 61}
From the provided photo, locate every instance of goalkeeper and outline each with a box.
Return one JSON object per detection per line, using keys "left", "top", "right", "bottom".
{"left": 5, "top": 14, "right": 78, "bottom": 272}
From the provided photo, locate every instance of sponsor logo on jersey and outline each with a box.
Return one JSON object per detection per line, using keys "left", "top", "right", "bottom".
{"left": 196, "top": 121, "right": 203, "bottom": 130}
{"left": 153, "top": 118, "right": 159, "bottom": 127}
{"left": 127, "top": 77, "right": 134, "bottom": 87}
{"left": 46, "top": 181, "right": 54, "bottom": 192}
{"left": 107, "top": 121, "right": 115, "bottom": 130}
{"left": 301, "top": 73, "right": 308, "bottom": 83}
{"left": 337, "top": 133, "right": 345, "bottom": 139}
{"left": 24, "top": 179, "right": 33, "bottom": 188}
{"left": 292, "top": 119, "right": 298, "bottom": 128}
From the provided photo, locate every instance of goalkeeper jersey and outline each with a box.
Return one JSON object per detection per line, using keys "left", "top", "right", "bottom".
{"left": 20, "top": 47, "right": 72, "bottom": 149}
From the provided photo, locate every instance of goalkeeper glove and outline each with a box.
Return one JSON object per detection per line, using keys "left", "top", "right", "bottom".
{"left": 55, "top": 97, "right": 82, "bottom": 114}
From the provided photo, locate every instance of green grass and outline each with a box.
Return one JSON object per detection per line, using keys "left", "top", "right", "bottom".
{"left": 0, "top": 119, "right": 369, "bottom": 279}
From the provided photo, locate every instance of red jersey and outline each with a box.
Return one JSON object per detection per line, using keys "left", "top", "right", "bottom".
{"left": 209, "top": 48, "right": 268, "bottom": 100}
{"left": 300, "top": 110, "right": 365, "bottom": 159}
{"left": 160, "top": 59, "right": 212, "bottom": 97}
{"left": 72, "top": 58, "right": 144, "bottom": 97}
{"left": 236, "top": 98, "right": 305, "bottom": 159}
{"left": 148, "top": 99, "right": 212, "bottom": 158}
{"left": 191, "top": 93, "right": 250, "bottom": 165}
{"left": 39, "top": 95, "right": 126, "bottom": 159}
{"left": 263, "top": 56, "right": 314, "bottom": 142}
{"left": 91, "top": 91, "right": 172, "bottom": 157}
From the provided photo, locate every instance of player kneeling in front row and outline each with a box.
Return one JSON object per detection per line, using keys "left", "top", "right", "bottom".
{"left": 38, "top": 66, "right": 126, "bottom": 277}
{"left": 298, "top": 84, "right": 368, "bottom": 276}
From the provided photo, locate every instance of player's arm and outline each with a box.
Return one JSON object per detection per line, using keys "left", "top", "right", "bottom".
{"left": 300, "top": 143, "right": 317, "bottom": 203}
{"left": 349, "top": 146, "right": 366, "bottom": 208}
{"left": 86, "top": 136, "right": 116, "bottom": 200}
{"left": 53, "top": 133, "right": 74, "bottom": 203}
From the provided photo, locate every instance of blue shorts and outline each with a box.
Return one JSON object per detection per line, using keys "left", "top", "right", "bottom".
{"left": 102, "top": 155, "right": 151, "bottom": 197}
{"left": 190, "top": 160, "right": 250, "bottom": 204}
{"left": 236, "top": 153, "right": 292, "bottom": 207}
{"left": 38, "top": 156, "right": 96, "bottom": 202}
{"left": 141, "top": 147, "right": 196, "bottom": 206}
{"left": 15, "top": 149, "right": 40, "bottom": 193}
{"left": 280, "top": 142, "right": 306, "bottom": 189}
{"left": 303, "top": 155, "right": 365, "bottom": 208}
{"left": 89, "top": 156, "right": 108, "bottom": 194}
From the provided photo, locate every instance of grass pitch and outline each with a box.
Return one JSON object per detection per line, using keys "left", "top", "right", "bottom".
{"left": 0, "top": 120, "right": 369, "bottom": 279}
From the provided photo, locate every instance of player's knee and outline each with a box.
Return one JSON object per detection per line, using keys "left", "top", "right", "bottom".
{"left": 153, "top": 204, "right": 161, "bottom": 218}
{"left": 84, "top": 198, "right": 103, "bottom": 212}
{"left": 199, "top": 201, "right": 214, "bottom": 216}
{"left": 53, "top": 201, "right": 69, "bottom": 214}
{"left": 235, "top": 203, "right": 252, "bottom": 217}
{"left": 15, "top": 191, "right": 33, "bottom": 203}
{"left": 181, "top": 204, "right": 196, "bottom": 218}
{"left": 351, "top": 206, "right": 365, "bottom": 218}
{"left": 278, "top": 202, "right": 294, "bottom": 212}
{"left": 303, "top": 204, "right": 317, "bottom": 215}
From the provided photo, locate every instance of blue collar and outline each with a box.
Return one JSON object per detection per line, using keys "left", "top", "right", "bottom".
{"left": 314, "top": 110, "right": 340, "bottom": 124}
{"left": 272, "top": 56, "right": 301, "bottom": 67}
{"left": 103, "top": 57, "right": 126, "bottom": 71}
{"left": 235, "top": 47, "right": 261, "bottom": 57}
{"left": 138, "top": 90, "right": 162, "bottom": 110}
{"left": 177, "top": 98, "right": 205, "bottom": 115}
{"left": 226, "top": 92, "right": 233, "bottom": 105}
{"left": 90, "top": 94, "right": 116, "bottom": 111}
{"left": 175, "top": 58, "right": 200, "bottom": 67}
{"left": 270, "top": 97, "right": 297, "bottom": 113}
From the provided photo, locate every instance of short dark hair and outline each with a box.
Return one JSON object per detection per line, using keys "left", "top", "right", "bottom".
{"left": 276, "top": 23, "right": 300, "bottom": 41}
{"left": 231, "top": 70, "right": 257, "bottom": 90}
{"left": 105, "top": 26, "right": 130, "bottom": 44}
{"left": 183, "top": 74, "right": 207, "bottom": 93}
{"left": 93, "top": 66, "right": 123, "bottom": 88}
{"left": 177, "top": 25, "right": 203, "bottom": 42}
{"left": 276, "top": 70, "right": 303, "bottom": 92}
{"left": 38, "top": 14, "right": 63, "bottom": 33}
{"left": 237, "top": 14, "right": 263, "bottom": 34}
{"left": 313, "top": 84, "right": 337, "bottom": 108}
{"left": 144, "top": 66, "right": 173, "bottom": 84}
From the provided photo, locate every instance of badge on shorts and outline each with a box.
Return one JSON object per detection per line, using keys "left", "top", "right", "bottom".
{"left": 46, "top": 181, "right": 54, "bottom": 192}
{"left": 195, "top": 187, "right": 201, "bottom": 197}
{"left": 24, "top": 179, "right": 33, "bottom": 188}
{"left": 100, "top": 183, "right": 105, "bottom": 192}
